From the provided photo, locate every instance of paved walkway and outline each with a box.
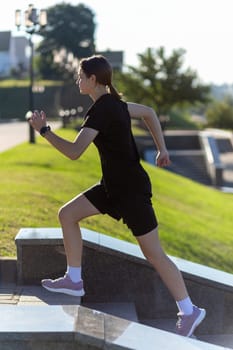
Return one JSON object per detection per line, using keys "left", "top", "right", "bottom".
{"left": 0, "top": 120, "right": 61, "bottom": 153}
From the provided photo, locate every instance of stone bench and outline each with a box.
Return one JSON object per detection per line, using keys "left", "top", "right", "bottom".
{"left": 15, "top": 227, "right": 233, "bottom": 336}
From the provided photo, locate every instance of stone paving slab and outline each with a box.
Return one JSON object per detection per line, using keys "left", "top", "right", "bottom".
{"left": 0, "top": 283, "right": 82, "bottom": 306}
{"left": 18, "top": 285, "right": 82, "bottom": 306}
{"left": 0, "top": 285, "right": 20, "bottom": 304}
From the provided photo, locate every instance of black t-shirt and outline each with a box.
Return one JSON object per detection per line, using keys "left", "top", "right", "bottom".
{"left": 81, "top": 94, "right": 152, "bottom": 197}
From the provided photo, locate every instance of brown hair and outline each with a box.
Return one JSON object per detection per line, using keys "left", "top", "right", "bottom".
{"left": 79, "top": 55, "right": 122, "bottom": 99}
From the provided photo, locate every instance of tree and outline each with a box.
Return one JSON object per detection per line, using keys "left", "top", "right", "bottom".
{"left": 206, "top": 96, "right": 233, "bottom": 129}
{"left": 116, "top": 47, "right": 210, "bottom": 117}
{"left": 37, "top": 3, "right": 96, "bottom": 80}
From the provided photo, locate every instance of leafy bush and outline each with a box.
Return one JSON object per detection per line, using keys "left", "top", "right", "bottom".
{"left": 206, "top": 97, "right": 233, "bottom": 129}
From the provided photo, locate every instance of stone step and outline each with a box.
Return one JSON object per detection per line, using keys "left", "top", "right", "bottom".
{"left": 166, "top": 154, "right": 211, "bottom": 185}
{"left": 82, "top": 301, "right": 138, "bottom": 322}
{"left": 0, "top": 282, "right": 231, "bottom": 349}
{"left": 81, "top": 301, "right": 233, "bottom": 349}
{"left": 143, "top": 149, "right": 212, "bottom": 185}
{"left": 140, "top": 318, "right": 233, "bottom": 349}
{"left": 0, "top": 304, "right": 229, "bottom": 350}
{"left": 15, "top": 227, "right": 233, "bottom": 337}
{"left": 199, "top": 334, "right": 233, "bottom": 349}
{"left": 140, "top": 318, "right": 176, "bottom": 333}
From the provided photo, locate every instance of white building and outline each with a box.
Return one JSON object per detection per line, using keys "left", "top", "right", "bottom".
{"left": 0, "top": 30, "right": 124, "bottom": 78}
{"left": 0, "top": 31, "right": 29, "bottom": 77}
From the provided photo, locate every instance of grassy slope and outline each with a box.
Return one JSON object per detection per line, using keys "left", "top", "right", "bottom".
{"left": 0, "top": 128, "right": 232, "bottom": 273}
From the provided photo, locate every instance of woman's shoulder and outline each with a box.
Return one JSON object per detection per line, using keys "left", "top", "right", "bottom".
{"left": 105, "top": 94, "right": 127, "bottom": 108}
{"left": 87, "top": 94, "right": 127, "bottom": 117}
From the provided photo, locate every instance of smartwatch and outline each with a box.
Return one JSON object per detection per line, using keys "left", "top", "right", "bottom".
{"left": 40, "top": 125, "right": 51, "bottom": 137}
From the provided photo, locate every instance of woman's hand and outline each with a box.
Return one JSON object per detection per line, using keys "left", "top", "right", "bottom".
{"left": 29, "top": 110, "right": 47, "bottom": 132}
{"left": 156, "top": 149, "right": 171, "bottom": 168}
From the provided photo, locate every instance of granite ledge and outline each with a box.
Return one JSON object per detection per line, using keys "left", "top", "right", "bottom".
{"left": 15, "top": 227, "right": 233, "bottom": 292}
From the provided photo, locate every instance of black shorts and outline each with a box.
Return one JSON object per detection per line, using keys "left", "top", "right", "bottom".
{"left": 83, "top": 183, "right": 158, "bottom": 236}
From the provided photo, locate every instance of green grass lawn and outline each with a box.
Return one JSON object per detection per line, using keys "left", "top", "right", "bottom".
{"left": 0, "top": 128, "right": 232, "bottom": 274}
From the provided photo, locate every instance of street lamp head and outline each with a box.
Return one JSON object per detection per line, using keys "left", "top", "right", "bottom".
{"left": 16, "top": 4, "right": 47, "bottom": 31}
{"left": 39, "top": 10, "right": 47, "bottom": 27}
{"left": 24, "top": 10, "right": 32, "bottom": 28}
{"left": 25, "top": 5, "right": 38, "bottom": 27}
{"left": 15, "top": 9, "right": 21, "bottom": 29}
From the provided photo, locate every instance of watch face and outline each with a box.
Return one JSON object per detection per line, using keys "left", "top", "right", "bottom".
{"left": 40, "top": 125, "right": 50, "bottom": 136}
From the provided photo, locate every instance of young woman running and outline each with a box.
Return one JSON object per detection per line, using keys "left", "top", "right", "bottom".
{"left": 29, "top": 55, "right": 205, "bottom": 337}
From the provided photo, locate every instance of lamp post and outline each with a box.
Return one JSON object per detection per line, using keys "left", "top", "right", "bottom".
{"left": 15, "top": 4, "right": 47, "bottom": 143}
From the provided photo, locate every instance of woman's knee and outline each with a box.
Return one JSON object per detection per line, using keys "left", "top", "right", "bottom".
{"left": 58, "top": 204, "right": 76, "bottom": 224}
{"left": 137, "top": 228, "right": 164, "bottom": 263}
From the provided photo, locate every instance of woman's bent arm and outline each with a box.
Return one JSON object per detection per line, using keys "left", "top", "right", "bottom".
{"left": 29, "top": 110, "right": 98, "bottom": 160}
{"left": 43, "top": 127, "right": 98, "bottom": 160}
{"left": 127, "top": 102, "right": 170, "bottom": 167}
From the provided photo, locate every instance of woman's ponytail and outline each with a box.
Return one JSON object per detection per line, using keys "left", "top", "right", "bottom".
{"left": 108, "top": 83, "right": 122, "bottom": 100}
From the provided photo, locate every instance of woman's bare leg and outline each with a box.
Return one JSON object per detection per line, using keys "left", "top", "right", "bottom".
{"left": 58, "top": 193, "right": 100, "bottom": 267}
{"left": 136, "top": 227, "right": 188, "bottom": 301}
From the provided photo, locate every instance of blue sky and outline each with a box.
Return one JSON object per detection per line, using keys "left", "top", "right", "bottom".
{"left": 2, "top": 0, "right": 233, "bottom": 84}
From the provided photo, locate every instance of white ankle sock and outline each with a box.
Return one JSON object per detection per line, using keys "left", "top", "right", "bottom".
{"left": 67, "top": 265, "right": 82, "bottom": 283}
{"left": 176, "top": 296, "right": 193, "bottom": 315}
